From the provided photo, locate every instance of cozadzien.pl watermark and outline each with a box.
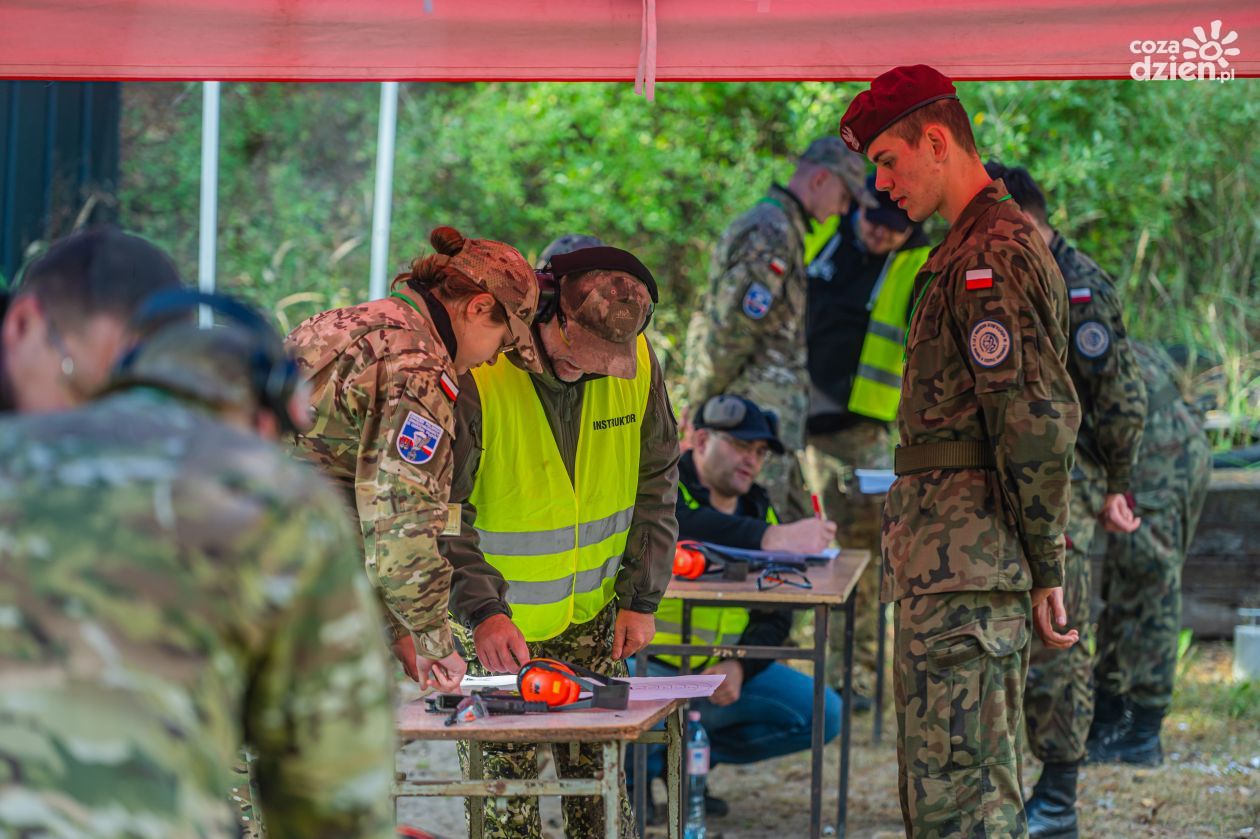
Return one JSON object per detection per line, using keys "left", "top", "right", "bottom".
{"left": 1130, "top": 19, "right": 1240, "bottom": 82}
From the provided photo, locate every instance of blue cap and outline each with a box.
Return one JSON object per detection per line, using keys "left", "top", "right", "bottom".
{"left": 693, "top": 394, "right": 785, "bottom": 454}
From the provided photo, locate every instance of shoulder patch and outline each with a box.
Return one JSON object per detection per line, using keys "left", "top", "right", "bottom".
{"left": 742, "top": 282, "right": 774, "bottom": 320}
{"left": 1075, "top": 320, "right": 1111, "bottom": 359}
{"left": 1069, "top": 287, "right": 1093, "bottom": 304}
{"left": 965, "top": 268, "right": 994, "bottom": 291}
{"left": 969, "top": 320, "right": 1011, "bottom": 368}
{"left": 396, "top": 410, "right": 444, "bottom": 465}
{"left": 439, "top": 371, "right": 460, "bottom": 401}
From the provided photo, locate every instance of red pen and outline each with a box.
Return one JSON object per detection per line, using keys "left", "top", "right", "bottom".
{"left": 810, "top": 493, "right": 823, "bottom": 520}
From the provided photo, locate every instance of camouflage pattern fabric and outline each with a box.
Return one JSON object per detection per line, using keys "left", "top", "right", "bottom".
{"left": 883, "top": 180, "right": 1080, "bottom": 834}
{"left": 685, "top": 184, "right": 812, "bottom": 518}
{"left": 804, "top": 421, "right": 892, "bottom": 693}
{"left": 1095, "top": 342, "right": 1211, "bottom": 712}
{"left": 453, "top": 601, "right": 638, "bottom": 839}
{"left": 1023, "top": 231, "right": 1147, "bottom": 764}
{"left": 893, "top": 590, "right": 1031, "bottom": 838}
{"left": 287, "top": 287, "right": 459, "bottom": 659}
{"left": 0, "top": 389, "right": 396, "bottom": 839}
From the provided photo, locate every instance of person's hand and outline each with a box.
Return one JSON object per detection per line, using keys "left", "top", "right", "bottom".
{"left": 1031, "top": 586, "right": 1079, "bottom": 649}
{"left": 473, "top": 614, "right": 532, "bottom": 674}
{"left": 1100, "top": 492, "right": 1141, "bottom": 533}
{"left": 761, "top": 517, "right": 837, "bottom": 553}
{"left": 416, "top": 650, "right": 467, "bottom": 692}
{"left": 678, "top": 405, "right": 695, "bottom": 453}
{"left": 612, "top": 609, "right": 656, "bottom": 659}
{"left": 703, "top": 660, "right": 744, "bottom": 706}
{"left": 390, "top": 634, "right": 420, "bottom": 681}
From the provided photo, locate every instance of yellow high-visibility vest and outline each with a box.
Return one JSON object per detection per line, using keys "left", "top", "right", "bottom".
{"left": 847, "top": 245, "right": 931, "bottom": 422}
{"left": 469, "top": 336, "right": 652, "bottom": 641}
{"left": 654, "top": 483, "right": 777, "bottom": 669}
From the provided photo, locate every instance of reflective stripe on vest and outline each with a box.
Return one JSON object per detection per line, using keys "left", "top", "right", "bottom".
{"left": 469, "top": 335, "right": 652, "bottom": 642}
{"left": 847, "top": 245, "right": 931, "bottom": 422}
{"left": 657, "top": 491, "right": 776, "bottom": 668}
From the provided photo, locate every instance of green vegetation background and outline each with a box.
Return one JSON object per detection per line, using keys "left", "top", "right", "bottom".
{"left": 119, "top": 81, "right": 1258, "bottom": 436}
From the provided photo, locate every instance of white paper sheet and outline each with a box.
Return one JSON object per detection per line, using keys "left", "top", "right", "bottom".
{"left": 459, "top": 674, "right": 725, "bottom": 699}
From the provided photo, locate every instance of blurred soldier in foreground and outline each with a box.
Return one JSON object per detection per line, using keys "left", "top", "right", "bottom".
{"left": 685, "top": 137, "right": 874, "bottom": 519}
{"left": 1088, "top": 341, "right": 1211, "bottom": 767}
{"left": 0, "top": 285, "right": 396, "bottom": 837}
{"left": 988, "top": 162, "right": 1146, "bottom": 839}
{"left": 0, "top": 226, "right": 184, "bottom": 413}
{"left": 841, "top": 65, "right": 1080, "bottom": 837}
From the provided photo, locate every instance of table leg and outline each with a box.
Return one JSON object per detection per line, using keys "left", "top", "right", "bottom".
{"left": 875, "top": 598, "right": 887, "bottom": 744}
{"left": 666, "top": 704, "right": 684, "bottom": 839}
{"left": 633, "top": 653, "right": 649, "bottom": 837}
{"left": 837, "top": 595, "right": 856, "bottom": 838}
{"left": 810, "top": 604, "right": 828, "bottom": 839}
{"left": 604, "top": 741, "right": 621, "bottom": 839}
{"left": 469, "top": 741, "right": 485, "bottom": 839}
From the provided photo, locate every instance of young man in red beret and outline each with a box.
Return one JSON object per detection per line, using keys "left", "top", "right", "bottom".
{"left": 840, "top": 66, "right": 1082, "bottom": 838}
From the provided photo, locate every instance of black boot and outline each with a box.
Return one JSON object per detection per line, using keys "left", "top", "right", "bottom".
{"left": 1090, "top": 704, "right": 1165, "bottom": 766}
{"left": 1025, "top": 761, "right": 1080, "bottom": 839}
{"left": 1085, "top": 688, "right": 1126, "bottom": 760}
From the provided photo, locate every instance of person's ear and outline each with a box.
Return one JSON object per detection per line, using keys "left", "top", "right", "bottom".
{"left": 466, "top": 292, "right": 497, "bottom": 321}
{"left": 3, "top": 294, "right": 44, "bottom": 346}
{"left": 925, "top": 124, "right": 949, "bottom": 162}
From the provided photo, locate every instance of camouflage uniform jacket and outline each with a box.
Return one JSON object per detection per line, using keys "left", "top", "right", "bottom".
{"left": 442, "top": 344, "right": 680, "bottom": 628}
{"left": 883, "top": 180, "right": 1081, "bottom": 601}
{"left": 1053, "top": 232, "right": 1147, "bottom": 494}
{"left": 0, "top": 389, "right": 395, "bottom": 838}
{"left": 287, "top": 288, "right": 459, "bottom": 658}
{"left": 685, "top": 183, "right": 812, "bottom": 450}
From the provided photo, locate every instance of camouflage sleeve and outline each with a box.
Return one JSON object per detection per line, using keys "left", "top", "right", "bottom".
{"left": 345, "top": 345, "right": 456, "bottom": 659}
{"left": 616, "top": 343, "right": 681, "bottom": 613}
{"left": 1069, "top": 284, "right": 1147, "bottom": 493}
{"left": 685, "top": 226, "right": 793, "bottom": 406}
{"left": 952, "top": 253, "right": 1081, "bottom": 588}
{"left": 442, "top": 373, "right": 513, "bottom": 628}
{"left": 246, "top": 485, "right": 396, "bottom": 839}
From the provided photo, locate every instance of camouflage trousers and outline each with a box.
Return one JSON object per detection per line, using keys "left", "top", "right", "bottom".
{"left": 805, "top": 422, "right": 893, "bottom": 694}
{"left": 453, "top": 602, "right": 638, "bottom": 839}
{"left": 231, "top": 754, "right": 263, "bottom": 838}
{"left": 893, "top": 590, "right": 1031, "bottom": 838}
{"left": 758, "top": 448, "right": 813, "bottom": 524}
{"left": 1095, "top": 411, "right": 1211, "bottom": 712}
{"left": 1024, "top": 477, "right": 1102, "bottom": 764}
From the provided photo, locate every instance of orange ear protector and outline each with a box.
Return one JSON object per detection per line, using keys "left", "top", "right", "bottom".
{"left": 516, "top": 658, "right": 630, "bottom": 711}
{"left": 673, "top": 542, "right": 708, "bottom": 579}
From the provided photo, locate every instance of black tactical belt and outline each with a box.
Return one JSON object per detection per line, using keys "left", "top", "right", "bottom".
{"left": 894, "top": 440, "right": 997, "bottom": 475}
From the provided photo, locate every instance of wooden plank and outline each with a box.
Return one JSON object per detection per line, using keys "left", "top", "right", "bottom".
{"left": 396, "top": 697, "right": 684, "bottom": 742}
{"left": 663, "top": 549, "right": 869, "bottom": 605}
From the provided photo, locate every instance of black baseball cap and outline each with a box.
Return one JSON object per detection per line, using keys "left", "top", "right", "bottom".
{"left": 693, "top": 394, "right": 785, "bottom": 454}
{"left": 861, "top": 173, "right": 914, "bottom": 232}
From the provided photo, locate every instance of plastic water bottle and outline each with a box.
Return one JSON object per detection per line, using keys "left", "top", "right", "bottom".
{"left": 684, "top": 710, "right": 710, "bottom": 839}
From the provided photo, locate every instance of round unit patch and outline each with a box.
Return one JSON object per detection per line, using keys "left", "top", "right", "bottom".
{"left": 969, "top": 320, "right": 1011, "bottom": 368}
{"left": 1075, "top": 320, "right": 1111, "bottom": 359}
{"left": 742, "top": 281, "right": 774, "bottom": 320}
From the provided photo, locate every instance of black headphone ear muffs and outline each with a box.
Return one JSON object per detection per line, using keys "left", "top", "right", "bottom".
{"left": 533, "top": 268, "right": 561, "bottom": 324}
{"left": 121, "top": 290, "right": 302, "bottom": 433}
{"left": 698, "top": 394, "right": 747, "bottom": 429}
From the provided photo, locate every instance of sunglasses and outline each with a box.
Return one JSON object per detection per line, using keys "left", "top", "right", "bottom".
{"left": 756, "top": 565, "right": 812, "bottom": 592}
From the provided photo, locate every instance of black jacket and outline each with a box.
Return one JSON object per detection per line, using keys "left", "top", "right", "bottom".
{"left": 673, "top": 450, "right": 791, "bottom": 680}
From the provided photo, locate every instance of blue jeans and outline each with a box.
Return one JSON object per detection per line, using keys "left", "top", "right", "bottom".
{"left": 629, "top": 659, "right": 842, "bottom": 782}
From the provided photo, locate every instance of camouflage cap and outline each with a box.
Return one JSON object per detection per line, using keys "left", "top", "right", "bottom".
{"left": 429, "top": 227, "right": 542, "bottom": 372}
{"left": 799, "top": 136, "right": 877, "bottom": 208}
{"left": 558, "top": 270, "right": 653, "bottom": 380}
{"left": 536, "top": 234, "right": 605, "bottom": 269}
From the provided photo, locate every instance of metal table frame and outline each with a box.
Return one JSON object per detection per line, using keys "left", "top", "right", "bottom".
{"left": 632, "top": 595, "right": 858, "bottom": 838}
{"left": 395, "top": 703, "right": 686, "bottom": 839}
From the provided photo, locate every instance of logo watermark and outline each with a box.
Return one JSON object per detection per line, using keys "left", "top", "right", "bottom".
{"left": 1130, "top": 19, "right": 1240, "bottom": 82}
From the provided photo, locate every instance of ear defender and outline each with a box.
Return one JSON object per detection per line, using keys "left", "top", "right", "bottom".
{"left": 673, "top": 543, "right": 708, "bottom": 579}
{"left": 517, "top": 659, "right": 582, "bottom": 706}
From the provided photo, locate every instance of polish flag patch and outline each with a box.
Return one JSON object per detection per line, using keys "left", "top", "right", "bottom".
{"left": 439, "top": 372, "right": 460, "bottom": 402}
{"left": 769, "top": 257, "right": 787, "bottom": 276}
{"left": 965, "top": 268, "right": 994, "bottom": 291}
{"left": 1069, "top": 287, "right": 1093, "bottom": 304}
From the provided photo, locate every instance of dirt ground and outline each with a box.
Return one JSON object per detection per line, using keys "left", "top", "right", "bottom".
{"left": 396, "top": 642, "right": 1260, "bottom": 838}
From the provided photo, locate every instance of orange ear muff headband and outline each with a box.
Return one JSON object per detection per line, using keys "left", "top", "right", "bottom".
{"left": 516, "top": 658, "right": 630, "bottom": 711}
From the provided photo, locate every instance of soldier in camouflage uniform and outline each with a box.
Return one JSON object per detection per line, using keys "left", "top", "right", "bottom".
{"left": 841, "top": 66, "right": 1082, "bottom": 837}
{"left": 0, "top": 290, "right": 397, "bottom": 839}
{"left": 987, "top": 163, "right": 1147, "bottom": 839}
{"left": 443, "top": 238, "right": 679, "bottom": 839}
{"left": 1088, "top": 341, "right": 1211, "bottom": 766}
{"left": 685, "top": 137, "right": 874, "bottom": 520}
{"left": 0, "top": 226, "right": 184, "bottom": 414}
{"left": 287, "top": 226, "right": 540, "bottom": 688}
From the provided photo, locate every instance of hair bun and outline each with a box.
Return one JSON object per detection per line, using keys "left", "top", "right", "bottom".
{"left": 430, "top": 226, "right": 465, "bottom": 257}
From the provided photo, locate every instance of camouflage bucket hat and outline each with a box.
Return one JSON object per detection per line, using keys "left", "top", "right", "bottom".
{"left": 431, "top": 227, "right": 542, "bottom": 372}
{"left": 557, "top": 270, "right": 653, "bottom": 380}
{"left": 799, "top": 136, "right": 877, "bottom": 209}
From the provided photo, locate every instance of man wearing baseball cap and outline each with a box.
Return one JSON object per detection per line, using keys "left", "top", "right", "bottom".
{"left": 803, "top": 172, "right": 933, "bottom": 711}
{"left": 840, "top": 66, "right": 1081, "bottom": 836}
{"left": 441, "top": 234, "right": 680, "bottom": 837}
{"left": 685, "top": 136, "right": 875, "bottom": 522}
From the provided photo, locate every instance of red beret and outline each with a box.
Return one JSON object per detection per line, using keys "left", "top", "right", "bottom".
{"left": 840, "top": 65, "right": 958, "bottom": 155}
